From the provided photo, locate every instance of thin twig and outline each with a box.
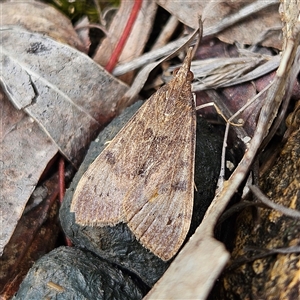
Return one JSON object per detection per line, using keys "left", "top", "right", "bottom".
{"left": 249, "top": 185, "right": 300, "bottom": 219}
{"left": 151, "top": 15, "right": 179, "bottom": 50}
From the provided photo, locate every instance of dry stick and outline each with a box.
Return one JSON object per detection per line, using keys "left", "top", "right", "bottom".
{"left": 228, "top": 245, "right": 300, "bottom": 272}
{"left": 249, "top": 185, "right": 300, "bottom": 219}
{"left": 113, "top": 35, "right": 193, "bottom": 76}
{"left": 105, "top": 0, "right": 142, "bottom": 72}
{"left": 151, "top": 15, "right": 179, "bottom": 51}
{"left": 217, "top": 81, "right": 274, "bottom": 189}
{"left": 144, "top": 19, "right": 300, "bottom": 300}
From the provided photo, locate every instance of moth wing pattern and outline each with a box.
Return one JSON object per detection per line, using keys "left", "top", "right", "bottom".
{"left": 71, "top": 95, "right": 176, "bottom": 226}
{"left": 71, "top": 48, "right": 196, "bottom": 261}
{"left": 70, "top": 148, "right": 125, "bottom": 225}
{"left": 123, "top": 83, "right": 196, "bottom": 261}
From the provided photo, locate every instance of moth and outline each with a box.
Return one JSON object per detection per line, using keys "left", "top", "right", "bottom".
{"left": 71, "top": 48, "right": 196, "bottom": 261}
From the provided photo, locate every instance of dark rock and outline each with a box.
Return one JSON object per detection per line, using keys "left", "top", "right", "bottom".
{"left": 13, "top": 246, "right": 144, "bottom": 300}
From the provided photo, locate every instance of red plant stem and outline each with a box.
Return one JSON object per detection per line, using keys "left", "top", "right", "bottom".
{"left": 59, "top": 158, "right": 65, "bottom": 203}
{"left": 105, "top": 0, "right": 143, "bottom": 73}
{"left": 58, "top": 158, "right": 72, "bottom": 246}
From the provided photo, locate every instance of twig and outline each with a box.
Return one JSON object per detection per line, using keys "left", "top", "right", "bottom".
{"left": 249, "top": 185, "right": 300, "bottom": 219}
{"left": 151, "top": 15, "right": 179, "bottom": 50}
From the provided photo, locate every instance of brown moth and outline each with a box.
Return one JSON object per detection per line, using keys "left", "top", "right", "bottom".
{"left": 71, "top": 48, "right": 196, "bottom": 261}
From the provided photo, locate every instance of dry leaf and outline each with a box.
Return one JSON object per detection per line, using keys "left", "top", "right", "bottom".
{"left": 0, "top": 26, "right": 129, "bottom": 166}
{"left": 0, "top": 1, "right": 85, "bottom": 51}
{"left": 156, "top": 0, "right": 204, "bottom": 30}
{"left": 157, "top": 0, "right": 282, "bottom": 49}
{"left": 0, "top": 90, "right": 57, "bottom": 256}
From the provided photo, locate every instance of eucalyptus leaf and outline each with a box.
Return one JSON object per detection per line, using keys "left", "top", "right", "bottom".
{"left": 0, "top": 25, "right": 129, "bottom": 166}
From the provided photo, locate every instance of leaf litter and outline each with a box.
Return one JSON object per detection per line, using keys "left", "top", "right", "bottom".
{"left": 1, "top": 0, "right": 300, "bottom": 299}
{"left": 0, "top": 4, "right": 129, "bottom": 256}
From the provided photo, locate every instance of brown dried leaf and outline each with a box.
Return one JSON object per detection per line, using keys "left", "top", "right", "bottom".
{"left": 0, "top": 1, "right": 85, "bottom": 51}
{"left": 156, "top": 0, "right": 205, "bottom": 30}
{"left": 203, "top": 0, "right": 282, "bottom": 49}
{"left": 157, "top": 0, "right": 282, "bottom": 49}
{"left": 0, "top": 26, "right": 129, "bottom": 166}
{"left": 0, "top": 89, "right": 57, "bottom": 256}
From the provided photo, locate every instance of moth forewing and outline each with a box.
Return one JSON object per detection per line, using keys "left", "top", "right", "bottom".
{"left": 125, "top": 100, "right": 196, "bottom": 261}
{"left": 71, "top": 157, "right": 125, "bottom": 226}
{"left": 71, "top": 48, "right": 196, "bottom": 261}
